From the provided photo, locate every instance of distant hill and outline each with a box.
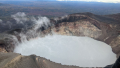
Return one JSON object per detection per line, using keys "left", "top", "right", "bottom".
{"left": 106, "top": 13, "right": 120, "bottom": 22}
{"left": 0, "top": 3, "right": 10, "bottom": 6}
{"left": 0, "top": 3, "right": 4, "bottom": 6}
{"left": 0, "top": 1, "right": 120, "bottom": 17}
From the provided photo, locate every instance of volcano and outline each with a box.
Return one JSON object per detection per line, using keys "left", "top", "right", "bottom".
{"left": 0, "top": 12, "right": 120, "bottom": 68}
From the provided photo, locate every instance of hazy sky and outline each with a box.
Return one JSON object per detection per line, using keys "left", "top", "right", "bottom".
{"left": 57, "top": 0, "right": 120, "bottom": 3}
{"left": 0, "top": 0, "right": 120, "bottom": 3}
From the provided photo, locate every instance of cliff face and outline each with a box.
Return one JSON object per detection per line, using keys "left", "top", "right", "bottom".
{"left": 0, "top": 52, "right": 83, "bottom": 68}
{"left": 106, "top": 13, "right": 120, "bottom": 22}
{"left": 49, "top": 12, "right": 120, "bottom": 57}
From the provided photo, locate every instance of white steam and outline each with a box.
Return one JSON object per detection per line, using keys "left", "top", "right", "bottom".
{"left": 14, "top": 35, "right": 116, "bottom": 67}
{"left": 61, "top": 15, "right": 68, "bottom": 19}
{"left": 6, "top": 21, "right": 12, "bottom": 29}
{"left": 11, "top": 12, "right": 28, "bottom": 24}
{"left": 11, "top": 15, "right": 51, "bottom": 43}
{"left": 11, "top": 12, "right": 51, "bottom": 30}
{"left": 31, "top": 16, "right": 51, "bottom": 30}
{"left": 0, "top": 19, "right": 3, "bottom": 23}
{"left": 54, "top": 15, "right": 68, "bottom": 21}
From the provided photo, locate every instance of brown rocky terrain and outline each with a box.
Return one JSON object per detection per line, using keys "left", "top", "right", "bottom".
{"left": 0, "top": 12, "right": 120, "bottom": 68}
{"left": 48, "top": 12, "right": 120, "bottom": 58}
{"left": 106, "top": 13, "right": 120, "bottom": 22}
{"left": 0, "top": 52, "right": 103, "bottom": 68}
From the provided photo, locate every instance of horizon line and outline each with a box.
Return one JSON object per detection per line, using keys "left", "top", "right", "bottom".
{"left": 0, "top": 0, "right": 120, "bottom": 4}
